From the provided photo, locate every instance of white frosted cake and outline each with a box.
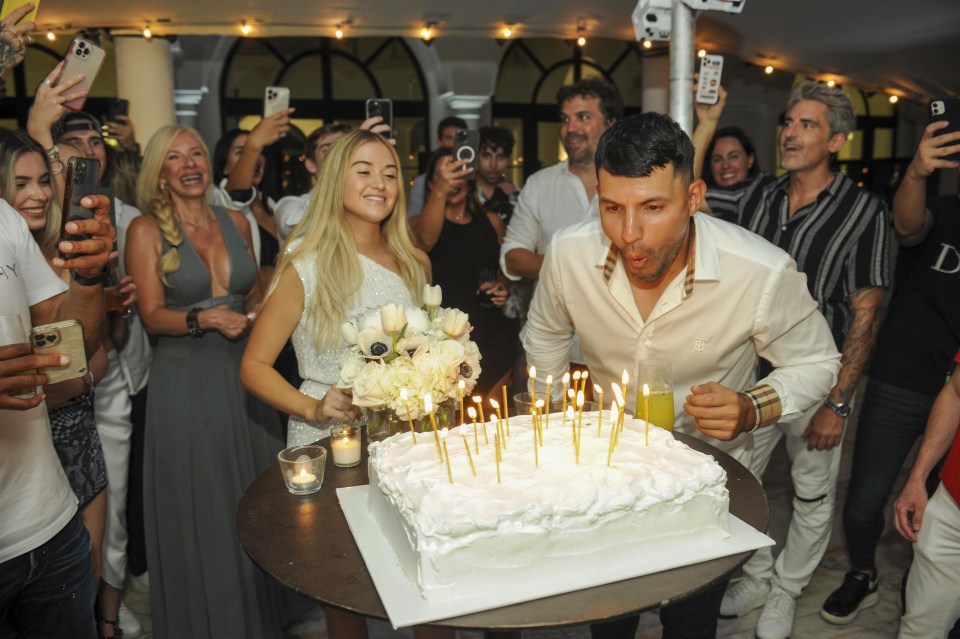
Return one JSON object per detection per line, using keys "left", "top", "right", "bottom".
{"left": 366, "top": 411, "right": 729, "bottom": 600}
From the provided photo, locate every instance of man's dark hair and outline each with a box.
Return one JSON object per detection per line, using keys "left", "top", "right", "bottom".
{"left": 479, "top": 126, "right": 514, "bottom": 156}
{"left": 437, "top": 116, "right": 467, "bottom": 139}
{"left": 556, "top": 78, "right": 624, "bottom": 123}
{"left": 304, "top": 123, "right": 352, "bottom": 159}
{"left": 595, "top": 112, "right": 694, "bottom": 183}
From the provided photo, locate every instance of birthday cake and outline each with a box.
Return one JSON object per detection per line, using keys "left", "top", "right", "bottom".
{"left": 366, "top": 410, "right": 729, "bottom": 600}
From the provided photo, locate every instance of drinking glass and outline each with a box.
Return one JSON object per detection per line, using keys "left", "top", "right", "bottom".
{"left": 636, "top": 358, "right": 675, "bottom": 431}
{"left": 0, "top": 314, "right": 36, "bottom": 398}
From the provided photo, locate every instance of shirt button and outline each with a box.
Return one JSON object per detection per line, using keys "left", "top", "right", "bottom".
{"left": 781, "top": 225, "right": 787, "bottom": 231}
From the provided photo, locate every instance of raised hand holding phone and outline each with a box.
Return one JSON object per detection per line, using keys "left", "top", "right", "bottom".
{"left": 59, "top": 36, "right": 105, "bottom": 111}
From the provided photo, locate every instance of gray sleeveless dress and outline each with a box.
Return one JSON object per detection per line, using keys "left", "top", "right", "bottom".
{"left": 143, "top": 208, "right": 284, "bottom": 638}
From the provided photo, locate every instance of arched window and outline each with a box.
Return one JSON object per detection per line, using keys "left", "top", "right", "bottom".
{"left": 220, "top": 37, "right": 428, "bottom": 198}
{"left": 492, "top": 38, "right": 645, "bottom": 185}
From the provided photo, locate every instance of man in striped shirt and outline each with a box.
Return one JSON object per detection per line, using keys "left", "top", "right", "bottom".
{"left": 705, "top": 82, "right": 891, "bottom": 639}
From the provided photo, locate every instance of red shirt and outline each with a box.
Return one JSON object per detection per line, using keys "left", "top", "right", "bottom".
{"left": 941, "top": 349, "right": 960, "bottom": 504}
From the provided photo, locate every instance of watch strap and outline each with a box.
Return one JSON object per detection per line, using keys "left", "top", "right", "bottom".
{"left": 186, "top": 308, "right": 203, "bottom": 337}
{"left": 824, "top": 398, "right": 851, "bottom": 418}
{"left": 71, "top": 264, "right": 110, "bottom": 287}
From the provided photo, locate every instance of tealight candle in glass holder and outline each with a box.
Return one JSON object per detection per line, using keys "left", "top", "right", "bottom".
{"left": 277, "top": 445, "right": 326, "bottom": 495}
{"left": 330, "top": 424, "right": 362, "bottom": 467}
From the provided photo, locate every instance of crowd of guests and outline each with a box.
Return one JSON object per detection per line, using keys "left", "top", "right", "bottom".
{"left": 1, "top": 4, "right": 959, "bottom": 639}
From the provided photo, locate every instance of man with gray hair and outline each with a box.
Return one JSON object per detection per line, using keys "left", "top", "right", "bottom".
{"left": 703, "top": 81, "right": 891, "bottom": 639}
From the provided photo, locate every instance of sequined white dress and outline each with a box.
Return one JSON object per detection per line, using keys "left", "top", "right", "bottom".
{"left": 287, "top": 253, "right": 413, "bottom": 445}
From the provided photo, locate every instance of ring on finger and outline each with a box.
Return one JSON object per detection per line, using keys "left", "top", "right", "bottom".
{"left": 23, "top": 34, "right": 32, "bottom": 46}
{"left": 42, "top": 78, "right": 53, "bottom": 87}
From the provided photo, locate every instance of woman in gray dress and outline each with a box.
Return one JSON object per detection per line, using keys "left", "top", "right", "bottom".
{"left": 126, "top": 125, "right": 284, "bottom": 638}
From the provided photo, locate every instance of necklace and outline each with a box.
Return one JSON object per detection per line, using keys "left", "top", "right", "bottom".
{"left": 179, "top": 211, "right": 209, "bottom": 228}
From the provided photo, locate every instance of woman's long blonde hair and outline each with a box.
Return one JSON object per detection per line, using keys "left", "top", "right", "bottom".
{"left": 273, "top": 130, "right": 426, "bottom": 349}
{"left": 0, "top": 128, "right": 61, "bottom": 255}
{"left": 135, "top": 124, "right": 210, "bottom": 286}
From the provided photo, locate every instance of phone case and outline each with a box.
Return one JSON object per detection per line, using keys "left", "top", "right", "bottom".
{"left": 59, "top": 157, "right": 100, "bottom": 259}
{"left": 264, "top": 86, "right": 290, "bottom": 118}
{"left": 106, "top": 98, "right": 129, "bottom": 122}
{"left": 60, "top": 37, "right": 106, "bottom": 111}
{"left": 30, "top": 320, "right": 89, "bottom": 385}
{"left": 365, "top": 98, "right": 393, "bottom": 132}
{"left": 0, "top": 0, "right": 39, "bottom": 23}
{"left": 453, "top": 129, "right": 480, "bottom": 170}
{"left": 929, "top": 97, "right": 960, "bottom": 162}
{"left": 696, "top": 54, "right": 724, "bottom": 105}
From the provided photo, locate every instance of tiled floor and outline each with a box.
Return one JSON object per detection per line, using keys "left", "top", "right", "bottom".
{"left": 123, "top": 392, "right": 924, "bottom": 638}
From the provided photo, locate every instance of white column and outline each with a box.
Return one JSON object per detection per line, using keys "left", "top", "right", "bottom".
{"left": 113, "top": 36, "right": 176, "bottom": 146}
{"left": 668, "top": 0, "right": 697, "bottom": 134}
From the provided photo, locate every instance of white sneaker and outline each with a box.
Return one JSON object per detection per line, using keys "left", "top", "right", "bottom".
{"left": 119, "top": 602, "right": 143, "bottom": 639}
{"left": 756, "top": 585, "right": 796, "bottom": 639}
{"left": 720, "top": 577, "right": 770, "bottom": 617}
{"left": 128, "top": 571, "right": 149, "bottom": 593}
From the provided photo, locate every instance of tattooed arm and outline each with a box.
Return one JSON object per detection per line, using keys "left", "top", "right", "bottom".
{"left": 0, "top": 3, "right": 35, "bottom": 75}
{"left": 802, "top": 286, "right": 886, "bottom": 450}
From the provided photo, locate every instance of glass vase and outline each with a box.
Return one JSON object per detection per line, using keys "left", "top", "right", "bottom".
{"left": 365, "top": 398, "right": 457, "bottom": 442}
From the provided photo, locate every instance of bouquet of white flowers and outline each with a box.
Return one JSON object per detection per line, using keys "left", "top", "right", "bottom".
{"left": 337, "top": 285, "right": 481, "bottom": 420}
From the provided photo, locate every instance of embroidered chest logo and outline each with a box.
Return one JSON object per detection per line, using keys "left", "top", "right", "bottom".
{"left": 693, "top": 338, "right": 707, "bottom": 353}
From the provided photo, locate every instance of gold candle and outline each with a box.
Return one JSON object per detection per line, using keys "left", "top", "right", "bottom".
{"left": 441, "top": 429, "right": 454, "bottom": 484}
{"left": 423, "top": 393, "right": 443, "bottom": 461}
{"left": 528, "top": 365, "right": 537, "bottom": 412}
{"left": 472, "top": 395, "right": 486, "bottom": 426}
{"left": 458, "top": 379, "right": 466, "bottom": 423}
{"left": 594, "top": 383, "right": 604, "bottom": 436}
{"left": 580, "top": 370, "right": 589, "bottom": 396}
{"left": 561, "top": 372, "right": 570, "bottom": 418}
{"left": 535, "top": 399, "right": 545, "bottom": 446}
{"left": 544, "top": 374, "right": 552, "bottom": 429}
{"left": 490, "top": 398, "right": 504, "bottom": 438}
{"left": 567, "top": 405, "right": 576, "bottom": 455}
{"left": 533, "top": 414, "right": 539, "bottom": 467}
{"left": 495, "top": 432, "right": 502, "bottom": 483}
{"left": 575, "top": 390, "right": 585, "bottom": 464}
{"left": 400, "top": 388, "right": 417, "bottom": 444}
{"left": 462, "top": 434, "right": 477, "bottom": 476}
{"left": 607, "top": 397, "right": 621, "bottom": 466}
{"left": 502, "top": 384, "right": 510, "bottom": 435}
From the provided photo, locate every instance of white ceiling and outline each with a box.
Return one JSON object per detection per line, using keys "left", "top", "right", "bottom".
{"left": 35, "top": 0, "right": 960, "bottom": 103}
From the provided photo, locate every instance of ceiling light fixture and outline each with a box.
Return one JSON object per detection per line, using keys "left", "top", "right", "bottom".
{"left": 501, "top": 25, "right": 513, "bottom": 38}
{"left": 576, "top": 20, "right": 587, "bottom": 47}
{"left": 697, "top": 49, "right": 707, "bottom": 58}
{"left": 335, "top": 24, "right": 344, "bottom": 39}
{"left": 143, "top": 25, "right": 152, "bottom": 40}
{"left": 826, "top": 79, "right": 836, "bottom": 88}
{"left": 889, "top": 94, "right": 899, "bottom": 104}
{"left": 46, "top": 30, "right": 56, "bottom": 41}
{"left": 420, "top": 22, "right": 436, "bottom": 44}
{"left": 764, "top": 65, "right": 774, "bottom": 75}
{"left": 240, "top": 21, "right": 253, "bottom": 36}
{"left": 643, "top": 39, "right": 653, "bottom": 49}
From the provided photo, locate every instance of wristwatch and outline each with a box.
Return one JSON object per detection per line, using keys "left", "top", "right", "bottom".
{"left": 186, "top": 308, "right": 203, "bottom": 337}
{"left": 824, "top": 398, "right": 852, "bottom": 418}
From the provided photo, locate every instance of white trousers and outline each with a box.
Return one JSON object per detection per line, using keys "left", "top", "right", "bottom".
{"left": 741, "top": 399, "right": 844, "bottom": 597}
{"left": 94, "top": 349, "right": 133, "bottom": 589}
{"left": 898, "top": 484, "right": 960, "bottom": 638}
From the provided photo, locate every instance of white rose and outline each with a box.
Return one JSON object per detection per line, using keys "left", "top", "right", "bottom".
{"left": 434, "top": 339, "right": 465, "bottom": 373}
{"left": 380, "top": 303, "right": 407, "bottom": 334}
{"left": 338, "top": 356, "right": 365, "bottom": 388}
{"left": 405, "top": 307, "right": 430, "bottom": 334}
{"left": 413, "top": 352, "right": 445, "bottom": 392}
{"left": 463, "top": 339, "right": 481, "bottom": 361}
{"left": 352, "top": 362, "right": 390, "bottom": 407}
{"left": 357, "top": 327, "right": 391, "bottom": 359}
{"left": 441, "top": 308, "right": 469, "bottom": 338}
{"left": 340, "top": 321, "right": 359, "bottom": 346}
{"left": 423, "top": 284, "right": 442, "bottom": 308}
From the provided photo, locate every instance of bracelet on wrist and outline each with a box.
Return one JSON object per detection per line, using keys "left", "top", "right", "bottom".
{"left": 186, "top": 308, "right": 203, "bottom": 337}
{"left": 71, "top": 264, "right": 109, "bottom": 287}
{"left": 44, "top": 145, "right": 65, "bottom": 175}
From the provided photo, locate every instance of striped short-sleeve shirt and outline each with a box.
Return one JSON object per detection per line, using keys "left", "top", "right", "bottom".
{"left": 707, "top": 172, "right": 891, "bottom": 350}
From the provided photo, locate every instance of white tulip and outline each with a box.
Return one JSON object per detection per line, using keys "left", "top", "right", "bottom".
{"left": 340, "top": 321, "right": 359, "bottom": 345}
{"left": 423, "top": 284, "right": 442, "bottom": 308}
{"left": 380, "top": 303, "right": 407, "bottom": 334}
{"left": 405, "top": 307, "right": 430, "bottom": 333}
{"left": 441, "top": 308, "right": 470, "bottom": 338}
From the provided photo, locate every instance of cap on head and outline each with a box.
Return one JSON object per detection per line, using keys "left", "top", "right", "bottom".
{"left": 51, "top": 111, "right": 104, "bottom": 142}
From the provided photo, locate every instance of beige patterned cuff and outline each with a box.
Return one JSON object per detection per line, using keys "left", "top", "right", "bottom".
{"left": 742, "top": 383, "right": 782, "bottom": 432}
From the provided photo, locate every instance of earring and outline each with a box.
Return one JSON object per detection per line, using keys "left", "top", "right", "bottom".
{"left": 159, "top": 182, "right": 167, "bottom": 191}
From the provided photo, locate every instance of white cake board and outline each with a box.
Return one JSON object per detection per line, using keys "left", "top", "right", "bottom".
{"left": 338, "top": 485, "right": 774, "bottom": 629}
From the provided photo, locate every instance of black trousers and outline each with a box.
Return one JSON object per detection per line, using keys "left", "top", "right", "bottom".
{"left": 589, "top": 578, "right": 728, "bottom": 639}
{"left": 126, "top": 386, "right": 148, "bottom": 576}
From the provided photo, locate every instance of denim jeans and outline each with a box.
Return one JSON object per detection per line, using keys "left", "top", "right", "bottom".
{"left": 843, "top": 379, "right": 937, "bottom": 571}
{"left": 0, "top": 514, "right": 96, "bottom": 639}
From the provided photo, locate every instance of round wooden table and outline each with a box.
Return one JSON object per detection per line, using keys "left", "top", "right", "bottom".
{"left": 237, "top": 431, "right": 767, "bottom": 631}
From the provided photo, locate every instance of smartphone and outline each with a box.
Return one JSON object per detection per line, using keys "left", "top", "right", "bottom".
{"left": 30, "top": 319, "right": 89, "bottom": 385}
{"left": 59, "top": 36, "right": 106, "bottom": 111}
{"left": 264, "top": 86, "right": 290, "bottom": 118}
{"left": 929, "top": 97, "right": 960, "bottom": 162}
{"left": 59, "top": 156, "right": 100, "bottom": 260}
{"left": 696, "top": 54, "right": 724, "bottom": 105}
{"left": 365, "top": 98, "right": 393, "bottom": 134}
{"left": 105, "top": 98, "right": 128, "bottom": 123}
{"left": 0, "top": 0, "right": 39, "bottom": 24}
{"left": 453, "top": 128, "right": 480, "bottom": 171}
